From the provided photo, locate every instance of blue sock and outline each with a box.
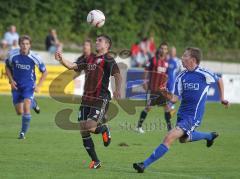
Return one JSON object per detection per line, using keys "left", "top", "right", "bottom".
{"left": 21, "top": 114, "right": 31, "bottom": 134}
{"left": 191, "top": 131, "right": 212, "bottom": 141}
{"left": 143, "top": 143, "right": 169, "bottom": 168}
{"left": 31, "top": 98, "right": 37, "bottom": 109}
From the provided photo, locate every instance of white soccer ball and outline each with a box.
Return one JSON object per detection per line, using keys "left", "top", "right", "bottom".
{"left": 87, "top": 10, "right": 105, "bottom": 28}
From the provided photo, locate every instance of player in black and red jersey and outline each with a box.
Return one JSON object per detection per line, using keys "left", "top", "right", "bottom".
{"left": 136, "top": 42, "right": 172, "bottom": 133}
{"left": 55, "top": 36, "right": 122, "bottom": 169}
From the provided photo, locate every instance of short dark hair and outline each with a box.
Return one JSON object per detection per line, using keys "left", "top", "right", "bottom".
{"left": 186, "top": 47, "right": 202, "bottom": 64}
{"left": 97, "top": 34, "right": 112, "bottom": 49}
{"left": 19, "top": 35, "right": 32, "bottom": 45}
{"left": 159, "top": 41, "right": 168, "bottom": 48}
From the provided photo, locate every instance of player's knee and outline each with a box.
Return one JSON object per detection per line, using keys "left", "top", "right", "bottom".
{"left": 80, "top": 121, "right": 87, "bottom": 132}
{"left": 163, "top": 133, "right": 173, "bottom": 146}
{"left": 84, "top": 120, "right": 97, "bottom": 132}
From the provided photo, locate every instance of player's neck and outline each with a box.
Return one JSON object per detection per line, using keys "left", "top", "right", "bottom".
{"left": 158, "top": 55, "right": 166, "bottom": 60}
{"left": 84, "top": 51, "right": 91, "bottom": 57}
{"left": 96, "top": 50, "right": 108, "bottom": 57}
{"left": 20, "top": 50, "right": 30, "bottom": 55}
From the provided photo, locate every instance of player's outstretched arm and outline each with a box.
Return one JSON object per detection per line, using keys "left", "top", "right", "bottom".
{"left": 5, "top": 64, "right": 17, "bottom": 90}
{"left": 113, "top": 73, "right": 122, "bottom": 99}
{"left": 35, "top": 70, "right": 48, "bottom": 93}
{"left": 55, "top": 51, "right": 78, "bottom": 70}
{"left": 217, "top": 78, "right": 229, "bottom": 108}
{"left": 159, "top": 87, "right": 178, "bottom": 104}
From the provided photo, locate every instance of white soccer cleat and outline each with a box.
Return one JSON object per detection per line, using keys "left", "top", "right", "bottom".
{"left": 18, "top": 132, "right": 25, "bottom": 139}
{"left": 135, "top": 127, "right": 145, "bottom": 134}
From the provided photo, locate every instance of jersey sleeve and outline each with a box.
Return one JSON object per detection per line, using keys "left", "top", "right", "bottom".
{"left": 108, "top": 58, "right": 120, "bottom": 76}
{"left": 198, "top": 68, "right": 219, "bottom": 84}
{"left": 29, "top": 52, "right": 46, "bottom": 73}
{"left": 173, "top": 74, "right": 183, "bottom": 97}
{"left": 5, "top": 49, "right": 19, "bottom": 68}
{"left": 74, "top": 55, "right": 87, "bottom": 72}
{"left": 5, "top": 58, "right": 11, "bottom": 69}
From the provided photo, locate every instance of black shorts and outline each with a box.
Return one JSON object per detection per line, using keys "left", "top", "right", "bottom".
{"left": 78, "top": 98, "right": 109, "bottom": 124}
{"left": 146, "top": 91, "right": 167, "bottom": 106}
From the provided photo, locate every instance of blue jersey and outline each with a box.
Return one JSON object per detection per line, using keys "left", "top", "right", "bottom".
{"left": 167, "top": 57, "right": 182, "bottom": 93}
{"left": 5, "top": 49, "right": 46, "bottom": 88}
{"left": 174, "top": 66, "right": 219, "bottom": 122}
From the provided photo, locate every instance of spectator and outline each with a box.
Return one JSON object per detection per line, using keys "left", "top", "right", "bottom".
{"left": 169, "top": 46, "right": 183, "bottom": 73}
{"left": 137, "top": 37, "right": 151, "bottom": 67}
{"left": 147, "top": 36, "right": 156, "bottom": 57}
{"left": 130, "top": 42, "right": 140, "bottom": 67}
{"left": 11, "top": 40, "right": 19, "bottom": 50}
{"left": 0, "top": 40, "right": 9, "bottom": 61}
{"left": 3, "top": 25, "right": 19, "bottom": 47}
{"left": 45, "top": 29, "right": 63, "bottom": 54}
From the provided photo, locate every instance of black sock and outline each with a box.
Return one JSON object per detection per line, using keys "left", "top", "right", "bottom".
{"left": 164, "top": 112, "right": 172, "bottom": 130}
{"left": 137, "top": 110, "right": 148, "bottom": 128}
{"left": 82, "top": 135, "right": 99, "bottom": 162}
{"left": 94, "top": 124, "right": 107, "bottom": 134}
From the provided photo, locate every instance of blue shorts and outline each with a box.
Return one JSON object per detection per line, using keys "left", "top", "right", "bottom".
{"left": 12, "top": 87, "right": 34, "bottom": 105}
{"left": 176, "top": 116, "right": 201, "bottom": 137}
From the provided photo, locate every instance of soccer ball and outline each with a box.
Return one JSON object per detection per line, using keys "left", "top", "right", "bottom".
{"left": 87, "top": 10, "right": 105, "bottom": 28}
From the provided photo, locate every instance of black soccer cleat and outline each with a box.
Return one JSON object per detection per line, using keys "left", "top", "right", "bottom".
{"left": 167, "top": 123, "right": 172, "bottom": 131}
{"left": 33, "top": 98, "right": 40, "bottom": 114}
{"left": 133, "top": 162, "right": 145, "bottom": 173}
{"left": 206, "top": 132, "right": 219, "bottom": 147}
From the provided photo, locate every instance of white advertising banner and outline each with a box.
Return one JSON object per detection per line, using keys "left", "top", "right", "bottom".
{"left": 222, "top": 74, "right": 240, "bottom": 103}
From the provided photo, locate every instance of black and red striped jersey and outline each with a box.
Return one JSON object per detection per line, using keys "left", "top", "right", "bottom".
{"left": 145, "top": 56, "right": 168, "bottom": 92}
{"left": 75, "top": 53, "right": 120, "bottom": 104}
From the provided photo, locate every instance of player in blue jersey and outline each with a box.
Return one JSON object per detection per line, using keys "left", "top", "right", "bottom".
{"left": 166, "top": 46, "right": 182, "bottom": 117}
{"left": 5, "top": 35, "right": 48, "bottom": 139}
{"left": 133, "top": 47, "right": 229, "bottom": 173}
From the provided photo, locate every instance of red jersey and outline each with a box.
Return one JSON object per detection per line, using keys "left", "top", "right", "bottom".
{"left": 145, "top": 56, "right": 168, "bottom": 92}
{"left": 75, "top": 53, "right": 120, "bottom": 105}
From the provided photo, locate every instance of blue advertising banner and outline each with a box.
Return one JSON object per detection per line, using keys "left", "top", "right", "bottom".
{"left": 126, "top": 68, "right": 221, "bottom": 101}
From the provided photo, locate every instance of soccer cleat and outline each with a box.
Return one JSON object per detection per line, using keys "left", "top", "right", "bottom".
{"left": 18, "top": 132, "right": 25, "bottom": 139}
{"left": 102, "top": 125, "right": 111, "bottom": 147}
{"left": 167, "top": 124, "right": 172, "bottom": 131}
{"left": 133, "top": 162, "right": 145, "bottom": 173}
{"left": 206, "top": 132, "right": 219, "bottom": 147}
{"left": 33, "top": 99, "right": 40, "bottom": 114}
{"left": 89, "top": 161, "right": 101, "bottom": 169}
{"left": 135, "top": 127, "right": 145, "bottom": 134}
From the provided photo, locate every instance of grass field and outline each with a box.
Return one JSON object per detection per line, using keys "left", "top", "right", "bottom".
{"left": 0, "top": 95, "right": 240, "bottom": 179}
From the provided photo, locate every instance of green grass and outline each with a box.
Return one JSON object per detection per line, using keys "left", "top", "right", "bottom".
{"left": 0, "top": 95, "right": 240, "bottom": 179}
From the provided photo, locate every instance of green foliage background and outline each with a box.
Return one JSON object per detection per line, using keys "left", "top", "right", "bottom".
{"left": 0, "top": 0, "right": 239, "bottom": 55}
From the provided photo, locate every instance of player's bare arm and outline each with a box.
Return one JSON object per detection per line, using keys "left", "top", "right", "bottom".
{"left": 55, "top": 51, "right": 78, "bottom": 70}
{"left": 217, "top": 78, "right": 229, "bottom": 108}
{"left": 35, "top": 70, "right": 48, "bottom": 93}
{"left": 113, "top": 72, "right": 122, "bottom": 99}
